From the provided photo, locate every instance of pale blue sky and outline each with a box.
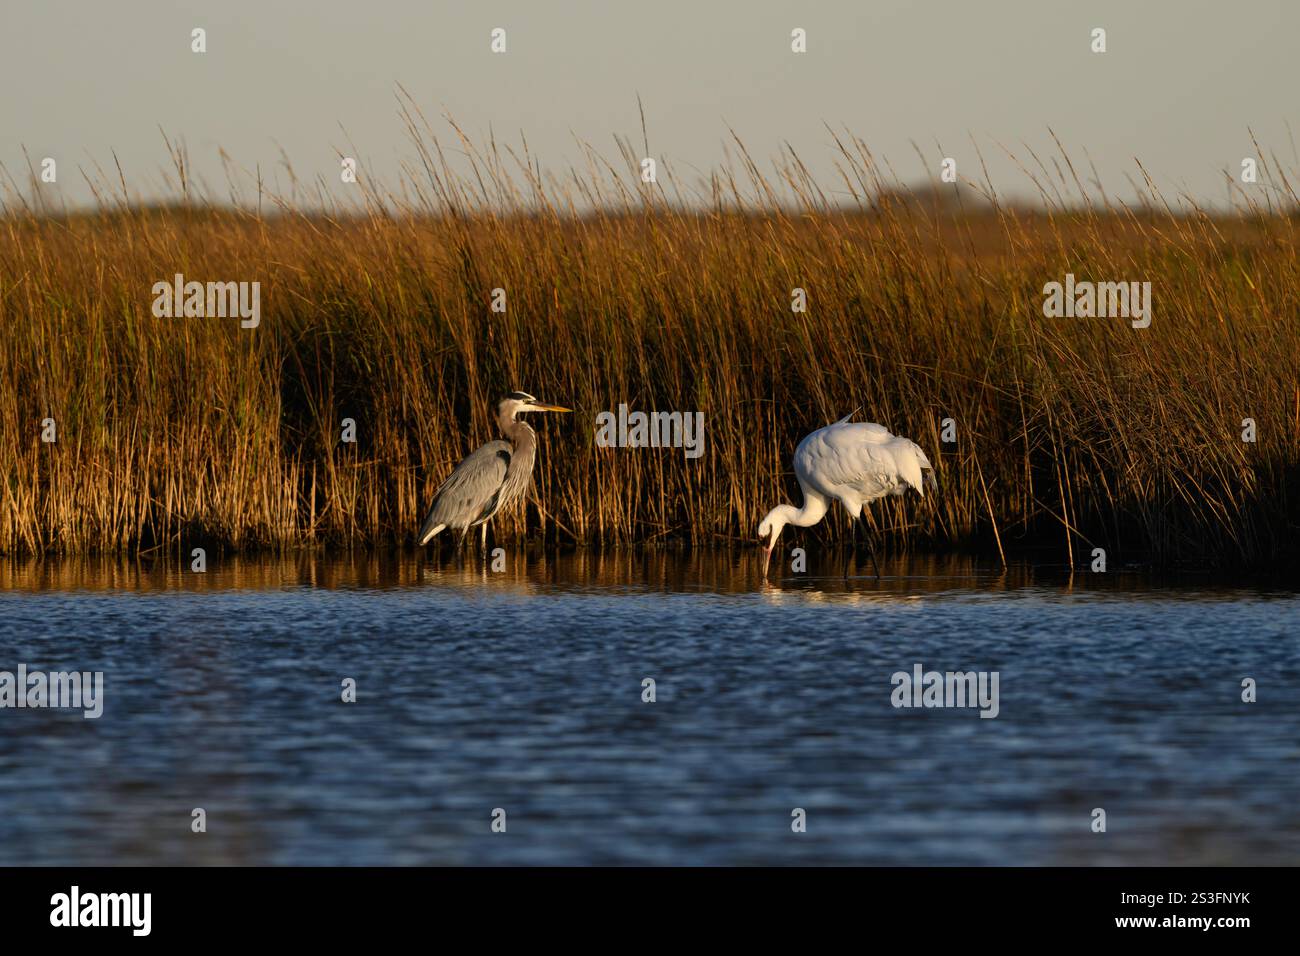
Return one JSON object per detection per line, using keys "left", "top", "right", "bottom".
{"left": 2, "top": 0, "right": 1297, "bottom": 209}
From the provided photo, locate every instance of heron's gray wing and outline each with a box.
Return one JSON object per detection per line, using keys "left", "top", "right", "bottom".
{"left": 418, "top": 440, "right": 511, "bottom": 543}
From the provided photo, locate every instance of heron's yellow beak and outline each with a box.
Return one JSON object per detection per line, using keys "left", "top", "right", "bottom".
{"left": 532, "top": 403, "right": 572, "bottom": 412}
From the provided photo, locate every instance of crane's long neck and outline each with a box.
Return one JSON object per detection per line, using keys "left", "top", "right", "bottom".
{"left": 780, "top": 485, "right": 829, "bottom": 528}
{"left": 761, "top": 484, "right": 829, "bottom": 577}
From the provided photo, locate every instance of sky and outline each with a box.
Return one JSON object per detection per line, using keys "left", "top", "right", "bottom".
{"left": 2, "top": 0, "right": 1298, "bottom": 210}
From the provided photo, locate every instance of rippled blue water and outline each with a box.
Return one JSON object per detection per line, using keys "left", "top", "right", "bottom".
{"left": 1, "top": 553, "right": 1297, "bottom": 865}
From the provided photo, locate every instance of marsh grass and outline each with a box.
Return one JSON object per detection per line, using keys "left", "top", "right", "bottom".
{"left": 3, "top": 123, "right": 1299, "bottom": 567}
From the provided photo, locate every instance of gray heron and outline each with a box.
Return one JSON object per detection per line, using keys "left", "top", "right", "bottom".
{"left": 418, "top": 391, "right": 571, "bottom": 553}
{"left": 758, "top": 415, "right": 936, "bottom": 579}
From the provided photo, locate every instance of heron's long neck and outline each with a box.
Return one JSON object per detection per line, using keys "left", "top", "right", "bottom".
{"left": 781, "top": 486, "right": 829, "bottom": 527}
{"left": 499, "top": 410, "right": 537, "bottom": 455}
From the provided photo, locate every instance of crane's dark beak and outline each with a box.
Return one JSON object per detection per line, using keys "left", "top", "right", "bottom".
{"left": 761, "top": 543, "right": 773, "bottom": 578}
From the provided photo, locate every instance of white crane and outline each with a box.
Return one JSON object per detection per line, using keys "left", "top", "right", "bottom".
{"left": 757, "top": 414, "right": 937, "bottom": 578}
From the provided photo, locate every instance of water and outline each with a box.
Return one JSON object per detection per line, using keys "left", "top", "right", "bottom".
{"left": 1, "top": 552, "right": 1297, "bottom": 865}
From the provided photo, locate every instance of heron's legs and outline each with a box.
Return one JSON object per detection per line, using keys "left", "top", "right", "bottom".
{"left": 858, "top": 514, "right": 882, "bottom": 580}
{"left": 480, "top": 522, "right": 489, "bottom": 561}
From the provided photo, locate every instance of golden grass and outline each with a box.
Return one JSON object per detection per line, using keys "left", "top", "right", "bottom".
{"left": 2, "top": 125, "right": 1298, "bottom": 567}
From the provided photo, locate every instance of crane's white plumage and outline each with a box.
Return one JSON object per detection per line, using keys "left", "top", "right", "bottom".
{"left": 758, "top": 415, "right": 936, "bottom": 576}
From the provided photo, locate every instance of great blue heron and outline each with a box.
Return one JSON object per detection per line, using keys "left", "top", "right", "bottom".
{"left": 417, "top": 391, "right": 571, "bottom": 554}
{"left": 757, "top": 414, "right": 936, "bottom": 579}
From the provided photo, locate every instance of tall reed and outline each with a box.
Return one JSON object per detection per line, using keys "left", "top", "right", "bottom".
{"left": 2, "top": 124, "right": 1298, "bottom": 568}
